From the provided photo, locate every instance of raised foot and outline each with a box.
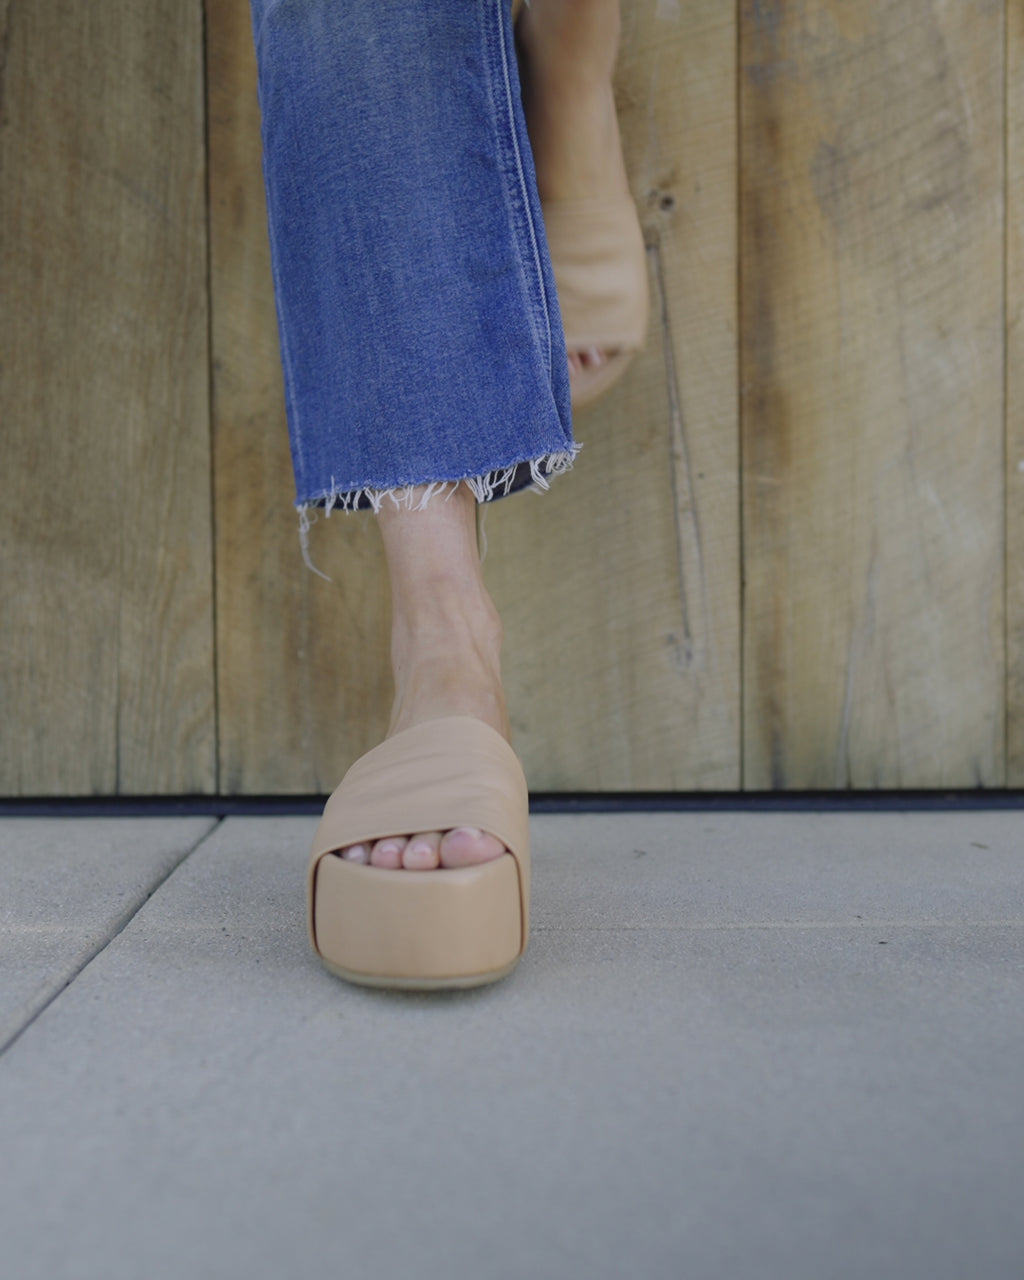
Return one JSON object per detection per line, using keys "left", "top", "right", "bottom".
{"left": 514, "top": 0, "right": 631, "bottom": 403}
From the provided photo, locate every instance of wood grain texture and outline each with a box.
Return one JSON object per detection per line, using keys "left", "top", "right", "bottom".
{"left": 484, "top": 0, "right": 740, "bottom": 789}
{"left": 208, "top": 0, "right": 392, "bottom": 794}
{"left": 0, "top": 0, "right": 215, "bottom": 794}
{"left": 1008, "top": 0, "right": 1024, "bottom": 784}
{"left": 740, "top": 0, "right": 1006, "bottom": 789}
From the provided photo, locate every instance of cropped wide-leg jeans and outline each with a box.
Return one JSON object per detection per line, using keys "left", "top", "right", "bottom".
{"left": 248, "top": 0, "right": 576, "bottom": 519}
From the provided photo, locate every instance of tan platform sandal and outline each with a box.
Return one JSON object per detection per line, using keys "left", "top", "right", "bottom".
{"left": 543, "top": 195, "right": 649, "bottom": 410}
{"left": 307, "top": 716, "right": 530, "bottom": 990}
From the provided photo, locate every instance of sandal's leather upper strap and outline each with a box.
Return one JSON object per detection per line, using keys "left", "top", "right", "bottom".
{"left": 543, "top": 197, "right": 649, "bottom": 350}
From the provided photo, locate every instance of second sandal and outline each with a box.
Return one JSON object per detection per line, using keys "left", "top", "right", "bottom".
{"left": 543, "top": 194, "right": 649, "bottom": 410}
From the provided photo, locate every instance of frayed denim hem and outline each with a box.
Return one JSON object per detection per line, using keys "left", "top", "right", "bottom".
{"left": 295, "top": 443, "right": 581, "bottom": 578}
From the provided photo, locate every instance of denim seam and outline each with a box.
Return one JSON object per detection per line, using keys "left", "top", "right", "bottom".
{"left": 487, "top": 0, "right": 554, "bottom": 380}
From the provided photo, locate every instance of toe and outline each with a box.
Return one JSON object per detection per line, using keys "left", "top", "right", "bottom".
{"left": 402, "top": 831, "right": 443, "bottom": 870}
{"left": 341, "top": 843, "right": 369, "bottom": 864}
{"left": 439, "top": 826, "right": 507, "bottom": 868}
{"left": 568, "top": 347, "right": 614, "bottom": 381}
{"left": 370, "top": 837, "right": 407, "bottom": 869}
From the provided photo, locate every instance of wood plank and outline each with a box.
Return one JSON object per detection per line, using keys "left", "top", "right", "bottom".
{"left": 485, "top": 0, "right": 740, "bottom": 789}
{"left": 0, "top": 0, "right": 215, "bottom": 794}
{"left": 740, "top": 0, "right": 1005, "bottom": 789}
{"left": 208, "top": 0, "right": 392, "bottom": 794}
{"left": 1008, "top": 0, "right": 1024, "bottom": 785}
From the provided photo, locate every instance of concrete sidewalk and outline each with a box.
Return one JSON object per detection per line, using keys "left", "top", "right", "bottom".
{"left": 1, "top": 811, "right": 1022, "bottom": 1279}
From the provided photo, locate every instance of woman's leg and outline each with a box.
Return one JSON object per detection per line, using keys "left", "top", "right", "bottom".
{"left": 248, "top": 0, "right": 573, "bottom": 873}
{"left": 346, "top": 2, "right": 630, "bottom": 868}
{"left": 344, "top": 480, "right": 510, "bottom": 871}
{"left": 249, "top": 0, "right": 628, "bottom": 873}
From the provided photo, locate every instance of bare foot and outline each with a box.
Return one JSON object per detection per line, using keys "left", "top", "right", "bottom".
{"left": 515, "top": 0, "right": 629, "bottom": 397}
{"left": 340, "top": 484, "right": 511, "bottom": 872}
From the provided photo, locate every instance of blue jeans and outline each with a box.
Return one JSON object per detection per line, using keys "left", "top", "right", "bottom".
{"left": 248, "top": 0, "right": 576, "bottom": 517}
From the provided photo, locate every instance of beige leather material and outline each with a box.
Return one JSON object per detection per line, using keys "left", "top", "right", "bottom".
{"left": 307, "top": 716, "right": 530, "bottom": 987}
{"left": 314, "top": 855, "right": 523, "bottom": 983}
{"left": 543, "top": 197, "right": 649, "bottom": 352}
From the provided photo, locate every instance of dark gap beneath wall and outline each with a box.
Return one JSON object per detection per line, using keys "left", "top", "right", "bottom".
{"left": 2, "top": 791, "right": 1023, "bottom": 818}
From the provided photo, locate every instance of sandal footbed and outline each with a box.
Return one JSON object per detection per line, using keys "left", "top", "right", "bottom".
{"left": 318, "top": 955, "right": 521, "bottom": 992}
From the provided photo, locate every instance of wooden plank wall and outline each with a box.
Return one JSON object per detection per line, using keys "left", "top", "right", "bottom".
{"left": 0, "top": 0, "right": 215, "bottom": 794}
{"left": 740, "top": 0, "right": 1006, "bottom": 789}
{"left": 2, "top": 0, "right": 1019, "bottom": 796}
{"left": 1009, "top": 0, "right": 1024, "bottom": 785}
{"left": 208, "top": 0, "right": 397, "bottom": 795}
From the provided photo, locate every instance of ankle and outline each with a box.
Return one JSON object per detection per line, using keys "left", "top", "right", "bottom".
{"left": 388, "top": 627, "right": 509, "bottom": 741}
{"left": 392, "top": 569, "right": 501, "bottom": 638}
{"left": 391, "top": 604, "right": 503, "bottom": 690}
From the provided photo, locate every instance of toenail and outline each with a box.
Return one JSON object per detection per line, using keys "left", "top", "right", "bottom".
{"left": 451, "top": 827, "right": 484, "bottom": 840}
{"left": 376, "top": 840, "right": 402, "bottom": 855}
{"left": 343, "top": 845, "right": 368, "bottom": 863}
